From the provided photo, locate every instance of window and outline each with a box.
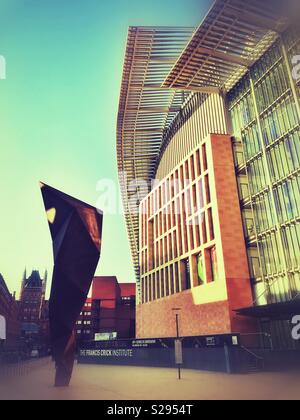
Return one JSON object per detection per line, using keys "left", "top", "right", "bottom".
{"left": 250, "top": 257, "right": 262, "bottom": 279}
{"left": 181, "top": 258, "right": 191, "bottom": 290}
{"left": 148, "top": 220, "right": 155, "bottom": 271}
{"left": 170, "top": 265, "right": 175, "bottom": 295}
{"left": 210, "top": 247, "right": 218, "bottom": 282}
{"left": 165, "top": 267, "right": 170, "bottom": 296}
{"left": 206, "top": 247, "right": 218, "bottom": 283}
{"left": 245, "top": 218, "right": 255, "bottom": 236}
{"left": 202, "top": 144, "right": 207, "bottom": 171}
{"left": 207, "top": 208, "right": 214, "bottom": 241}
{"left": 239, "top": 180, "right": 250, "bottom": 200}
{"left": 158, "top": 270, "right": 163, "bottom": 298}
{"left": 197, "top": 253, "right": 205, "bottom": 285}
{"left": 174, "top": 263, "right": 180, "bottom": 294}
{"left": 204, "top": 175, "right": 211, "bottom": 204}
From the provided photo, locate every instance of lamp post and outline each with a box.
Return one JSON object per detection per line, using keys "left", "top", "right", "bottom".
{"left": 175, "top": 313, "right": 180, "bottom": 338}
{"left": 172, "top": 308, "right": 182, "bottom": 380}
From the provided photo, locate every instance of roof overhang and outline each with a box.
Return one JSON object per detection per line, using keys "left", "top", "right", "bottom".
{"left": 117, "top": 1, "right": 297, "bottom": 287}
{"left": 235, "top": 300, "right": 300, "bottom": 321}
{"left": 117, "top": 27, "right": 194, "bottom": 283}
{"left": 162, "top": 0, "right": 291, "bottom": 93}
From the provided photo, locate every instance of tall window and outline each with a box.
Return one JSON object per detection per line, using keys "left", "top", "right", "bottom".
{"left": 209, "top": 247, "right": 218, "bottom": 283}
{"left": 197, "top": 253, "right": 205, "bottom": 285}
{"left": 185, "top": 259, "right": 191, "bottom": 290}
{"left": 181, "top": 259, "right": 191, "bottom": 290}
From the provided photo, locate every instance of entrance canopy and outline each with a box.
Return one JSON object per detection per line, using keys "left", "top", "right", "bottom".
{"left": 235, "top": 300, "right": 300, "bottom": 321}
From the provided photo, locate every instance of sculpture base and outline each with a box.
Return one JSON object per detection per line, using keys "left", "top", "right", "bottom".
{"left": 54, "top": 363, "right": 74, "bottom": 387}
{"left": 53, "top": 332, "right": 76, "bottom": 388}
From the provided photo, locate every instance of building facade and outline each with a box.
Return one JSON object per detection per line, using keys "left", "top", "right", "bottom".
{"left": 139, "top": 133, "right": 255, "bottom": 337}
{"left": 18, "top": 270, "right": 49, "bottom": 344}
{"left": 118, "top": 0, "right": 300, "bottom": 347}
{"left": 76, "top": 277, "right": 136, "bottom": 343}
{"left": 0, "top": 274, "right": 20, "bottom": 348}
{"left": 228, "top": 32, "right": 300, "bottom": 348}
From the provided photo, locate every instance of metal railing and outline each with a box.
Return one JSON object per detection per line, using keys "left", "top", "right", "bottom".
{"left": 240, "top": 345, "right": 265, "bottom": 372}
{"left": 0, "top": 357, "right": 51, "bottom": 382}
{"left": 240, "top": 332, "right": 274, "bottom": 350}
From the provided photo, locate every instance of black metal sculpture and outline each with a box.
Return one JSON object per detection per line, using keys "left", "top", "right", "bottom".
{"left": 40, "top": 183, "right": 103, "bottom": 387}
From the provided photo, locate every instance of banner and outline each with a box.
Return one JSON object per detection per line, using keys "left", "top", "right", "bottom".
{"left": 0, "top": 315, "right": 6, "bottom": 340}
{"left": 175, "top": 339, "right": 183, "bottom": 365}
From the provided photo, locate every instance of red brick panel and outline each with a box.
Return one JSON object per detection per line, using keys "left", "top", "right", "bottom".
{"left": 136, "top": 290, "right": 231, "bottom": 339}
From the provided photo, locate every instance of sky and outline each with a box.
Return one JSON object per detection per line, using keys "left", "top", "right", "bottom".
{"left": 0, "top": 0, "right": 212, "bottom": 298}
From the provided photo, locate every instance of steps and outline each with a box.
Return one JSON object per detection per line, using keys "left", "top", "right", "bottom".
{"left": 241, "top": 346, "right": 264, "bottom": 374}
{"left": 247, "top": 358, "right": 262, "bottom": 373}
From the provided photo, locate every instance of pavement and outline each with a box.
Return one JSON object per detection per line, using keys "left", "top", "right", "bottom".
{"left": 0, "top": 360, "right": 300, "bottom": 400}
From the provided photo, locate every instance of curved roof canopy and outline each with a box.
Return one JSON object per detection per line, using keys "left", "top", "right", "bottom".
{"left": 162, "top": 0, "right": 290, "bottom": 93}
{"left": 117, "top": 0, "right": 292, "bottom": 285}
{"left": 117, "top": 26, "right": 194, "bottom": 282}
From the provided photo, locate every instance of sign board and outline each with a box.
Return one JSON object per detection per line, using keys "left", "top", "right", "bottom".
{"left": 0, "top": 315, "right": 6, "bottom": 340}
{"left": 175, "top": 339, "right": 183, "bottom": 365}
{"left": 95, "top": 332, "right": 117, "bottom": 342}
{"left": 80, "top": 348, "right": 133, "bottom": 358}
{"left": 232, "top": 336, "right": 239, "bottom": 346}
{"left": 132, "top": 339, "right": 157, "bottom": 348}
{"left": 206, "top": 337, "right": 216, "bottom": 347}
{"left": 21, "top": 322, "right": 40, "bottom": 334}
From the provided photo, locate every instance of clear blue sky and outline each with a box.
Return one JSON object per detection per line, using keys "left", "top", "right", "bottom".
{"left": 0, "top": 0, "right": 212, "bottom": 298}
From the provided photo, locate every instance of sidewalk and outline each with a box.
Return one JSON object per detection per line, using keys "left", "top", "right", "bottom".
{"left": 1, "top": 361, "right": 300, "bottom": 400}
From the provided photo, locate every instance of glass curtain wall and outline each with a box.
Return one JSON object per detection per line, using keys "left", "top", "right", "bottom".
{"left": 228, "top": 27, "right": 300, "bottom": 348}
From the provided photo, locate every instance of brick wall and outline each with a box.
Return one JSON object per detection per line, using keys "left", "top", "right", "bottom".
{"left": 137, "top": 134, "right": 257, "bottom": 339}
